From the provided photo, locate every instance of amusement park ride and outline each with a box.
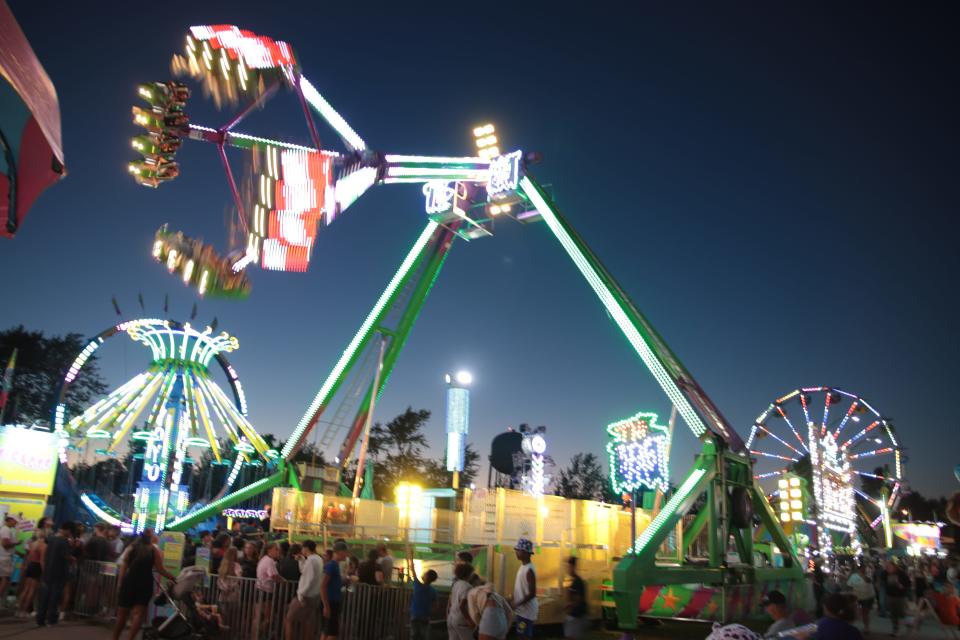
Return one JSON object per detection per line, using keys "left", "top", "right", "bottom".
{"left": 52, "top": 24, "right": 905, "bottom": 628}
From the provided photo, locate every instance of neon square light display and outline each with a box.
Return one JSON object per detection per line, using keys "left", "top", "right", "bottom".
{"left": 606, "top": 411, "right": 671, "bottom": 495}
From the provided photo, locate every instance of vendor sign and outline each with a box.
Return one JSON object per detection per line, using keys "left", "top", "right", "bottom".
{"left": 0, "top": 426, "right": 58, "bottom": 496}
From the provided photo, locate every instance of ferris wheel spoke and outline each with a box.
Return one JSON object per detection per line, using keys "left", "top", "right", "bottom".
{"left": 754, "top": 467, "right": 789, "bottom": 480}
{"left": 800, "top": 392, "right": 811, "bottom": 426}
{"left": 848, "top": 447, "right": 893, "bottom": 460}
{"left": 750, "top": 450, "right": 799, "bottom": 463}
{"left": 820, "top": 392, "right": 832, "bottom": 437}
{"left": 840, "top": 420, "right": 880, "bottom": 449}
{"left": 833, "top": 401, "right": 859, "bottom": 439}
{"left": 754, "top": 424, "right": 805, "bottom": 458}
{"left": 775, "top": 405, "right": 809, "bottom": 453}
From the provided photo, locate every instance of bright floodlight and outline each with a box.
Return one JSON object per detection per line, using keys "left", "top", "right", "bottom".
{"left": 455, "top": 371, "right": 473, "bottom": 386}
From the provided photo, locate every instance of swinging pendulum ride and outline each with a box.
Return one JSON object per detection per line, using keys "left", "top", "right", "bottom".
{"left": 125, "top": 24, "right": 809, "bottom": 627}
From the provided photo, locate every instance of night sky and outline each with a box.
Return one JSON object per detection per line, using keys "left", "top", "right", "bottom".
{"left": 2, "top": 2, "right": 957, "bottom": 497}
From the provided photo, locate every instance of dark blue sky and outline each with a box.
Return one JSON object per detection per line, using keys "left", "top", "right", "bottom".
{"left": 2, "top": 2, "right": 957, "bottom": 497}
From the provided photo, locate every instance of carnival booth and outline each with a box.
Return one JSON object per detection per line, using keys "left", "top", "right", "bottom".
{"left": 0, "top": 425, "right": 58, "bottom": 523}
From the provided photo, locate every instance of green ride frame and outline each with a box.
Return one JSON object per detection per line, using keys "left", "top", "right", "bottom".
{"left": 165, "top": 171, "right": 803, "bottom": 628}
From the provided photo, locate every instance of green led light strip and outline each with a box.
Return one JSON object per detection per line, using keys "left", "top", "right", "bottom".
{"left": 164, "top": 470, "right": 283, "bottom": 531}
{"left": 633, "top": 468, "right": 707, "bottom": 553}
{"left": 281, "top": 221, "right": 440, "bottom": 459}
{"left": 519, "top": 176, "right": 708, "bottom": 439}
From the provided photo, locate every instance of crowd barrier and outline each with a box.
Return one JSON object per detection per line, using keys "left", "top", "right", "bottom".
{"left": 68, "top": 560, "right": 421, "bottom": 640}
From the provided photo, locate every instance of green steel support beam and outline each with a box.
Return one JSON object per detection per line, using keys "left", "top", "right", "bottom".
{"left": 336, "top": 224, "right": 459, "bottom": 465}
{"left": 682, "top": 501, "right": 709, "bottom": 552}
{"left": 708, "top": 475, "right": 720, "bottom": 567}
{"left": 612, "top": 442, "right": 717, "bottom": 628}
{"left": 519, "top": 175, "right": 744, "bottom": 451}
{"left": 165, "top": 465, "right": 287, "bottom": 532}
{"left": 281, "top": 222, "right": 442, "bottom": 460}
{"left": 287, "top": 462, "right": 301, "bottom": 490}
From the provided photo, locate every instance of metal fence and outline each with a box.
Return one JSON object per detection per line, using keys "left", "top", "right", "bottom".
{"left": 68, "top": 560, "right": 420, "bottom": 640}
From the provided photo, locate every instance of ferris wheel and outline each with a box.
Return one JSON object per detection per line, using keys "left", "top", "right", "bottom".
{"left": 747, "top": 386, "right": 903, "bottom": 555}
{"left": 53, "top": 318, "right": 277, "bottom": 532}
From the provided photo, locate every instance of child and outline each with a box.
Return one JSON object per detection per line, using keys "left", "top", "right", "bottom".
{"left": 406, "top": 544, "right": 437, "bottom": 640}
{"left": 192, "top": 589, "right": 227, "bottom": 634}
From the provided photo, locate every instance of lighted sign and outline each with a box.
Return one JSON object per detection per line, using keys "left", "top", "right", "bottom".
{"left": 520, "top": 430, "right": 548, "bottom": 497}
{"left": 893, "top": 522, "right": 941, "bottom": 550}
{"left": 423, "top": 181, "right": 456, "bottom": 215}
{"left": 486, "top": 150, "right": 522, "bottom": 199}
{"left": 0, "top": 426, "right": 58, "bottom": 496}
{"left": 223, "top": 508, "right": 267, "bottom": 519}
{"left": 809, "top": 425, "right": 856, "bottom": 553}
{"left": 606, "top": 411, "right": 670, "bottom": 495}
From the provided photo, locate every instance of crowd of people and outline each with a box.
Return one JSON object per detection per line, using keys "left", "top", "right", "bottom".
{"left": 710, "top": 554, "right": 960, "bottom": 639}
{"left": 7, "top": 511, "right": 960, "bottom": 640}
{"left": 0, "top": 518, "right": 126, "bottom": 625}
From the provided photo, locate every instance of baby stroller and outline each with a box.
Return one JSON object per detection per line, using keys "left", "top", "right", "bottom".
{"left": 145, "top": 566, "right": 223, "bottom": 639}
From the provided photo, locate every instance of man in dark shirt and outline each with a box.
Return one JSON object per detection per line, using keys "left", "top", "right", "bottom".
{"left": 36, "top": 522, "right": 75, "bottom": 627}
{"left": 564, "top": 557, "right": 588, "bottom": 639}
{"left": 84, "top": 523, "right": 112, "bottom": 562}
{"left": 277, "top": 542, "right": 301, "bottom": 582}
{"left": 883, "top": 561, "right": 911, "bottom": 636}
{"left": 210, "top": 534, "right": 230, "bottom": 575}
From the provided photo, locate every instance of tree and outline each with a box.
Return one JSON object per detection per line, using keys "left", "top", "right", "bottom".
{"left": 358, "top": 407, "right": 432, "bottom": 499}
{"left": 370, "top": 407, "right": 430, "bottom": 459}
{"left": 421, "top": 444, "right": 482, "bottom": 489}
{"left": 0, "top": 326, "right": 109, "bottom": 425}
{"left": 555, "top": 453, "right": 612, "bottom": 501}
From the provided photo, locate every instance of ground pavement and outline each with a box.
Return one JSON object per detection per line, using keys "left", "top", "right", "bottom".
{"left": 0, "top": 616, "right": 955, "bottom": 639}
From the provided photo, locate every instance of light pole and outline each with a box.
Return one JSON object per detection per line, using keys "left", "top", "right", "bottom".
{"left": 445, "top": 371, "right": 471, "bottom": 489}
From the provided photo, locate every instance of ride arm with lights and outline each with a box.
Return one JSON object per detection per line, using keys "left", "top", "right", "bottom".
{"left": 517, "top": 173, "right": 745, "bottom": 451}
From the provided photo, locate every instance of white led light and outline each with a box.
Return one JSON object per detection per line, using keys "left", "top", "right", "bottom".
{"left": 634, "top": 468, "right": 706, "bottom": 553}
{"left": 521, "top": 177, "right": 708, "bottom": 439}
{"left": 299, "top": 76, "right": 366, "bottom": 151}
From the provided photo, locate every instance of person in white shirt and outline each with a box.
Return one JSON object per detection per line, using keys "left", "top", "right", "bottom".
{"left": 846, "top": 564, "right": 876, "bottom": 634}
{"left": 285, "top": 540, "right": 322, "bottom": 640}
{"left": 447, "top": 562, "right": 475, "bottom": 640}
{"left": 0, "top": 515, "right": 18, "bottom": 605}
{"left": 512, "top": 538, "right": 538, "bottom": 638}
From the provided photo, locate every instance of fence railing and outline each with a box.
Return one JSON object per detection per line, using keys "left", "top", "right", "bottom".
{"left": 69, "top": 560, "right": 420, "bottom": 640}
